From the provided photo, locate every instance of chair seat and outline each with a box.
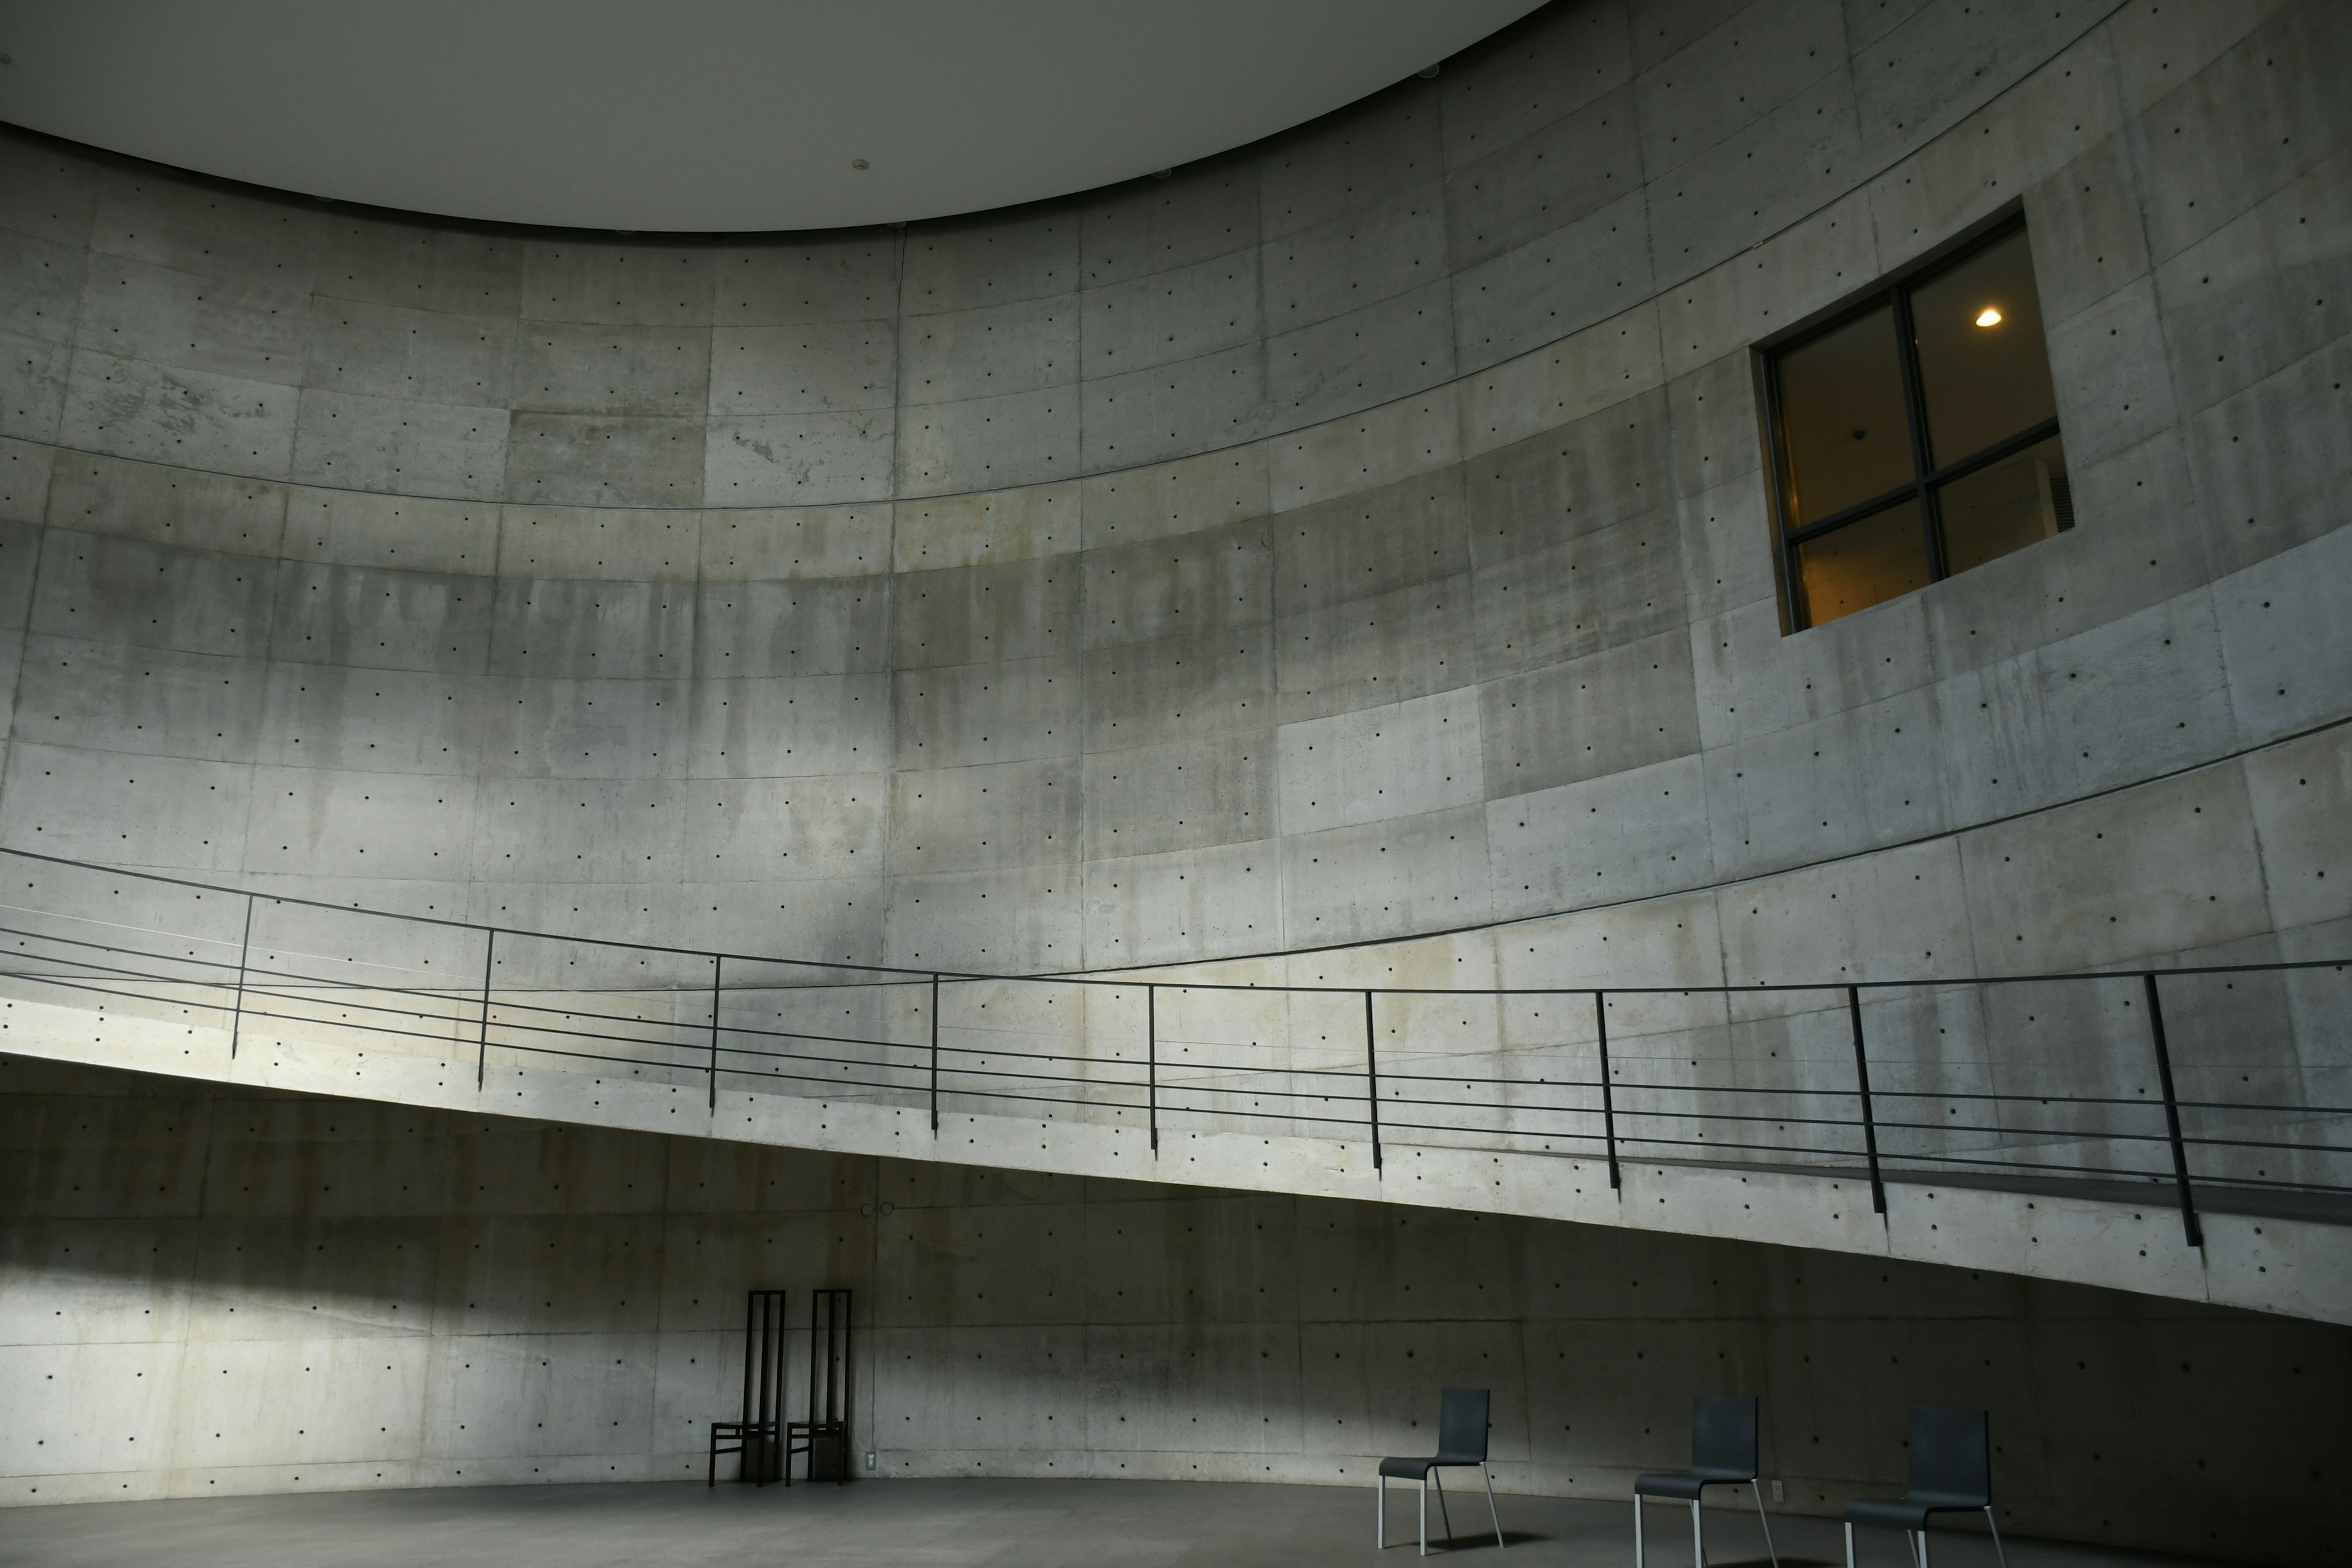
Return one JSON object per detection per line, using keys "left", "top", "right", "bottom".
{"left": 1846, "top": 1493, "right": 1989, "bottom": 1530}
{"left": 1378, "top": 1454, "right": 1482, "bottom": 1480}
{"left": 1634, "top": 1467, "right": 1754, "bottom": 1501}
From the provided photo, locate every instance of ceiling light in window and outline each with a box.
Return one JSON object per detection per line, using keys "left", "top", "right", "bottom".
{"left": 1975, "top": 307, "right": 2003, "bottom": 327}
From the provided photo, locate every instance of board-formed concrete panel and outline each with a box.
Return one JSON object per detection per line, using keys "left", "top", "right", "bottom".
{"left": 0, "top": 12, "right": 2348, "bottom": 1535}
{"left": 4, "top": 1052, "right": 2345, "bottom": 1562}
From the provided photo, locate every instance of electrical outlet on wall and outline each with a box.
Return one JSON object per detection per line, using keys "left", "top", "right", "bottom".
{"left": 1771, "top": 1480, "right": 1784, "bottom": 1503}
{"left": 865, "top": 1451, "right": 878, "bottom": 1471}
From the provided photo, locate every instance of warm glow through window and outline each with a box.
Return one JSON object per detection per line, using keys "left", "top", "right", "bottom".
{"left": 1766, "top": 221, "right": 2067, "bottom": 630}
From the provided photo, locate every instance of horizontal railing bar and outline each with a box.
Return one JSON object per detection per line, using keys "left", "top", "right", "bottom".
{"left": 6, "top": 842, "right": 2349, "bottom": 1213}
{"left": 937, "top": 1084, "right": 1152, "bottom": 1115}
{"left": 5, "top": 845, "right": 2345, "bottom": 997}
{"left": 1598, "top": 1131, "right": 1870, "bottom": 1163}
{"left": 2179, "top": 1131, "right": 2352, "bottom": 1155}
{"left": 1856, "top": 1146, "right": 2176, "bottom": 1180}
{"left": 1159, "top": 1101, "right": 1373, "bottom": 1131}
{"left": 0, "top": 920, "right": 250, "bottom": 974}
{"left": 2, "top": 973, "right": 2339, "bottom": 1151}
{"left": 715, "top": 1063, "right": 927, "bottom": 1098}
{"left": 8, "top": 968, "right": 2339, "bottom": 1148}
{"left": 2176, "top": 1096, "right": 2352, "bottom": 1117}
{"left": 0, "top": 954, "right": 244, "bottom": 1000}
{"left": 924, "top": 1060, "right": 1151, "bottom": 1091}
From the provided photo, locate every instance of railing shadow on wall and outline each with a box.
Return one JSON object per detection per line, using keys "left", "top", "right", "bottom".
{"left": 2, "top": 845, "right": 2345, "bottom": 1246}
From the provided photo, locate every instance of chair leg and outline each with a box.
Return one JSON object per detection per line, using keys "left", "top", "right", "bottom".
{"left": 1434, "top": 1468, "right": 1454, "bottom": 1544}
{"left": 1751, "top": 1485, "right": 1779, "bottom": 1568}
{"left": 1983, "top": 1508, "right": 2009, "bottom": 1568}
{"left": 1691, "top": 1498, "right": 1705, "bottom": 1568}
{"left": 1481, "top": 1463, "right": 1504, "bottom": 1549}
{"left": 1635, "top": 1494, "right": 1645, "bottom": 1568}
{"left": 1843, "top": 1521, "right": 1856, "bottom": 1568}
{"left": 1420, "top": 1474, "right": 1429, "bottom": 1557}
{"left": 1378, "top": 1474, "right": 1386, "bottom": 1551}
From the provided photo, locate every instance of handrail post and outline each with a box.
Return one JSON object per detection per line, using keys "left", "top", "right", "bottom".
{"left": 229, "top": 894, "right": 254, "bottom": 1060}
{"left": 708, "top": 954, "right": 723, "bottom": 1113}
{"left": 477, "top": 927, "right": 497, "bottom": 1090}
{"left": 2142, "top": 973, "right": 2204, "bottom": 1248}
{"left": 1364, "top": 990, "right": 1383, "bottom": 1173}
{"left": 1593, "top": 990, "right": 1620, "bottom": 1191}
{"left": 929, "top": 974, "right": 941, "bottom": 1134}
{"left": 1147, "top": 984, "right": 1159, "bottom": 1155}
{"left": 1847, "top": 986, "right": 1885, "bottom": 1215}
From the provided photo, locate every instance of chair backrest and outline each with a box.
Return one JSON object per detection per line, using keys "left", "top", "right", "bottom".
{"left": 1437, "top": 1387, "right": 1491, "bottom": 1461}
{"left": 1691, "top": 1394, "right": 1759, "bottom": 1476}
{"left": 1907, "top": 1407, "right": 1992, "bottom": 1503}
{"left": 743, "top": 1289, "right": 786, "bottom": 1428}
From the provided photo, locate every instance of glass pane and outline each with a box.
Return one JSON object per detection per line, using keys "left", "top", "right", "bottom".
{"left": 1910, "top": 227, "right": 2056, "bottom": 466}
{"left": 1937, "top": 434, "right": 2071, "bottom": 574}
{"left": 1795, "top": 500, "right": 1929, "bottom": 627}
{"left": 1775, "top": 303, "right": 1913, "bottom": 529}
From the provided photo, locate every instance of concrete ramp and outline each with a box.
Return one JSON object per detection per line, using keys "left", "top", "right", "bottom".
{"left": 3, "top": 846, "right": 2346, "bottom": 1325}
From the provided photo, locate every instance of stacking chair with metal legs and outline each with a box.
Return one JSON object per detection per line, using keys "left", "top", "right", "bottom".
{"left": 1633, "top": 1394, "right": 1778, "bottom": 1568}
{"left": 1376, "top": 1387, "right": 1506, "bottom": 1555}
{"left": 1844, "top": 1408, "right": 2008, "bottom": 1568}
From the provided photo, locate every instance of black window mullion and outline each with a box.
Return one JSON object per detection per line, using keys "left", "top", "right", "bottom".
{"left": 1889, "top": 280, "right": 1945, "bottom": 581}
{"left": 1920, "top": 415, "right": 2063, "bottom": 491}
{"left": 1763, "top": 325, "right": 1810, "bottom": 630}
{"left": 1781, "top": 415, "right": 2067, "bottom": 575}
{"left": 1783, "top": 477, "right": 1932, "bottom": 546}
{"left": 1770, "top": 287, "right": 1907, "bottom": 629}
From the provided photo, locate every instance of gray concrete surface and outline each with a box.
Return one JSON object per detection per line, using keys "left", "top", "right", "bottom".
{"left": 2, "top": 1, "right": 2347, "bottom": 1202}
{"left": 0, "top": 0, "right": 2347, "bottom": 1553}
{"left": 3, "top": 1055, "right": 2341, "bottom": 1563}
{"left": 0, "top": 0, "right": 2342, "bottom": 984}
{"left": 0, "top": 1478, "right": 2237, "bottom": 1568}
{"left": 7, "top": 867, "right": 2344, "bottom": 1327}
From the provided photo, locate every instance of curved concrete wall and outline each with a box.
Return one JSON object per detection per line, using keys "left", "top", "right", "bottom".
{"left": 1, "top": 0, "right": 2347, "bottom": 991}
{"left": 0, "top": 0, "right": 2128, "bottom": 504}
{"left": 4, "top": 5, "right": 2348, "bottom": 1545}
{"left": 6, "top": 1053, "right": 2346, "bottom": 1565}
{"left": 4, "top": 0, "right": 2348, "bottom": 995}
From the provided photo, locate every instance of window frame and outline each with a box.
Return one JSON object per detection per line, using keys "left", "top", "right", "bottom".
{"left": 1759, "top": 213, "right": 2063, "bottom": 632}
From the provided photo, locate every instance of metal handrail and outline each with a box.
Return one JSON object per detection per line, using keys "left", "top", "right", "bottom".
{"left": 2, "top": 843, "right": 2345, "bottom": 1244}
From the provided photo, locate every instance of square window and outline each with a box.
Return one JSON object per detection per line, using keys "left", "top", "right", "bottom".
{"left": 1765, "top": 219, "right": 2068, "bottom": 630}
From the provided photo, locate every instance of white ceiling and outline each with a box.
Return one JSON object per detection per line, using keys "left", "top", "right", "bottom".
{"left": 0, "top": 1, "right": 1545, "bottom": 233}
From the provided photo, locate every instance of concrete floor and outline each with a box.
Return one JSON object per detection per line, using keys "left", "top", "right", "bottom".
{"left": 0, "top": 1480, "right": 2223, "bottom": 1568}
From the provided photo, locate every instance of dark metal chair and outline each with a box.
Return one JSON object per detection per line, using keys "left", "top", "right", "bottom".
{"left": 1634, "top": 1394, "right": 1777, "bottom": 1567}
{"left": 784, "top": 1286, "right": 853, "bottom": 1485}
{"left": 707, "top": 1288, "right": 785, "bottom": 1487}
{"left": 1377, "top": 1386, "right": 1505, "bottom": 1555}
{"left": 1843, "top": 1408, "right": 2008, "bottom": 1568}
